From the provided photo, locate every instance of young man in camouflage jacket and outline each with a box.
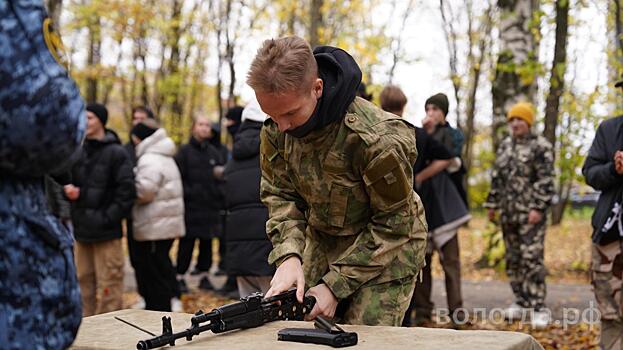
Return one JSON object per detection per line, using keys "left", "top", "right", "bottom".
{"left": 247, "top": 36, "right": 428, "bottom": 326}
{"left": 484, "top": 102, "right": 555, "bottom": 328}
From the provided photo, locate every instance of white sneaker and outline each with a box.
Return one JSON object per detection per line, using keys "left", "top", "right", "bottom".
{"left": 171, "top": 297, "right": 183, "bottom": 312}
{"left": 503, "top": 302, "right": 524, "bottom": 321}
{"left": 530, "top": 310, "right": 550, "bottom": 329}
{"left": 131, "top": 296, "right": 146, "bottom": 310}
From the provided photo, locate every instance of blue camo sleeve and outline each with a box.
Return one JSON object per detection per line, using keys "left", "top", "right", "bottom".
{"left": 0, "top": 0, "right": 85, "bottom": 177}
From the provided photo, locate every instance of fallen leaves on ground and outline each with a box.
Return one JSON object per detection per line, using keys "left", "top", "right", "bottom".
{"left": 433, "top": 215, "right": 592, "bottom": 285}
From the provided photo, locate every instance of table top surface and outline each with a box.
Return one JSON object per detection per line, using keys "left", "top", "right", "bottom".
{"left": 70, "top": 309, "right": 543, "bottom": 350}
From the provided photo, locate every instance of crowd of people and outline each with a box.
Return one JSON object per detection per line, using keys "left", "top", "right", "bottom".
{"left": 1, "top": 4, "right": 621, "bottom": 349}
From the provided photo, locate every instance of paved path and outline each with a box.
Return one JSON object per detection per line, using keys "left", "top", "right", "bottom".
{"left": 123, "top": 258, "right": 594, "bottom": 321}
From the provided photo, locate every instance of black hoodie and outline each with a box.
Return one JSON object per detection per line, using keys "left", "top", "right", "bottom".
{"left": 287, "top": 46, "right": 362, "bottom": 138}
{"left": 70, "top": 129, "right": 136, "bottom": 243}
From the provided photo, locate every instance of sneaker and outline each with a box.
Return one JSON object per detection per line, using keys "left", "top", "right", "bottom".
{"left": 171, "top": 297, "right": 183, "bottom": 312}
{"left": 131, "top": 296, "right": 146, "bottom": 310}
{"left": 530, "top": 310, "right": 550, "bottom": 329}
{"left": 178, "top": 278, "right": 189, "bottom": 294}
{"left": 214, "top": 268, "right": 227, "bottom": 276}
{"left": 198, "top": 276, "right": 214, "bottom": 291}
{"left": 503, "top": 302, "right": 524, "bottom": 321}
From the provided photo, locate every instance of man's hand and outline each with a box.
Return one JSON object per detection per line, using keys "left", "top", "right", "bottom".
{"left": 305, "top": 284, "right": 338, "bottom": 321}
{"left": 265, "top": 256, "right": 305, "bottom": 303}
{"left": 422, "top": 116, "right": 435, "bottom": 134}
{"left": 64, "top": 184, "right": 80, "bottom": 201}
{"left": 528, "top": 209, "right": 543, "bottom": 225}
{"left": 615, "top": 151, "right": 623, "bottom": 175}
{"left": 487, "top": 208, "right": 496, "bottom": 222}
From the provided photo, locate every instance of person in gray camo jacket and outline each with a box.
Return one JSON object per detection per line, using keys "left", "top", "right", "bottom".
{"left": 484, "top": 102, "right": 555, "bottom": 329}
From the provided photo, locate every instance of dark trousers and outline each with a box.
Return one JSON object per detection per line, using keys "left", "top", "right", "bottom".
{"left": 176, "top": 236, "right": 226, "bottom": 275}
{"left": 404, "top": 234, "right": 463, "bottom": 325}
{"left": 134, "top": 239, "right": 179, "bottom": 311}
{"left": 126, "top": 218, "right": 146, "bottom": 297}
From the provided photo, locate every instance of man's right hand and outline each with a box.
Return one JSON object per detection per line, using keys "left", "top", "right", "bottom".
{"left": 64, "top": 184, "right": 80, "bottom": 201}
{"left": 264, "top": 256, "right": 305, "bottom": 303}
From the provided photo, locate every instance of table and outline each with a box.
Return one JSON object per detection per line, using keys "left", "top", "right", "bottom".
{"left": 70, "top": 309, "right": 543, "bottom": 350}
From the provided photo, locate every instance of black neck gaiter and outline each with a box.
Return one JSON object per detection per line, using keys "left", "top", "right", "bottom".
{"left": 286, "top": 46, "right": 362, "bottom": 138}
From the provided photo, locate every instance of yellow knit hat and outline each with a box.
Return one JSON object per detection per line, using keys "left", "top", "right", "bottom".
{"left": 507, "top": 102, "right": 534, "bottom": 126}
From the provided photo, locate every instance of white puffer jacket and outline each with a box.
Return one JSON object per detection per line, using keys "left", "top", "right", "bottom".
{"left": 132, "top": 128, "right": 185, "bottom": 241}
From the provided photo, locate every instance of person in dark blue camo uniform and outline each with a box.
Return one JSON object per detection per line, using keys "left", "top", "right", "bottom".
{"left": 0, "top": 1, "right": 86, "bottom": 349}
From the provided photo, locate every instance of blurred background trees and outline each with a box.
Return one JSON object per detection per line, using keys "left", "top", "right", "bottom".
{"left": 49, "top": 0, "right": 620, "bottom": 226}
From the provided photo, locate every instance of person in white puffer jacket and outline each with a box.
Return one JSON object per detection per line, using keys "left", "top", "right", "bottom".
{"left": 131, "top": 118, "right": 185, "bottom": 312}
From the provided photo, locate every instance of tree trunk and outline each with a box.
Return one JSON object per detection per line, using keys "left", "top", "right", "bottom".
{"left": 45, "top": 0, "right": 63, "bottom": 27}
{"left": 225, "top": 0, "right": 236, "bottom": 105}
{"left": 491, "top": 0, "right": 540, "bottom": 151}
{"left": 543, "top": 0, "right": 569, "bottom": 147}
{"left": 463, "top": 3, "right": 492, "bottom": 173}
{"left": 439, "top": 0, "right": 462, "bottom": 128}
{"left": 551, "top": 181, "right": 571, "bottom": 225}
{"left": 616, "top": 0, "right": 623, "bottom": 54}
{"left": 86, "top": 15, "right": 101, "bottom": 104}
{"left": 168, "top": 0, "right": 184, "bottom": 143}
{"left": 310, "top": 0, "right": 323, "bottom": 48}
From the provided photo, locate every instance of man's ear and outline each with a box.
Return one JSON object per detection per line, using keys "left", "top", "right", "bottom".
{"left": 313, "top": 78, "right": 323, "bottom": 99}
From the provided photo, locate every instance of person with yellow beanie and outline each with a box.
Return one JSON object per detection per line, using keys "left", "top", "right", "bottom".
{"left": 484, "top": 101, "right": 555, "bottom": 329}
{"left": 507, "top": 102, "right": 535, "bottom": 126}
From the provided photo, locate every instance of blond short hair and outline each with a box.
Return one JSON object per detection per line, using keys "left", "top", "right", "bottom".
{"left": 379, "top": 85, "right": 407, "bottom": 114}
{"left": 246, "top": 36, "right": 318, "bottom": 95}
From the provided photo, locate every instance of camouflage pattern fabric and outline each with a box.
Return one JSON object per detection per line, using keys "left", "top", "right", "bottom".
{"left": 484, "top": 134, "right": 555, "bottom": 224}
{"left": 591, "top": 241, "right": 622, "bottom": 349}
{"left": 484, "top": 133, "right": 554, "bottom": 311}
{"left": 502, "top": 221, "right": 547, "bottom": 310}
{"left": 260, "top": 97, "right": 428, "bottom": 325}
{"left": 0, "top": 1, "right": 85, "bottom": 349}
{"left": 342, "top": 274, "right": 419, "bottom": 326}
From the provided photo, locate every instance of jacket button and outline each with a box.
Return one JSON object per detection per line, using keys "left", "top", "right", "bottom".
{"left": 347, "top": 116, "right": 357, "bottom": 123}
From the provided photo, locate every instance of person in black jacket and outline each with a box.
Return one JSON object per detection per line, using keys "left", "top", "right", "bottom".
{"left": 175, "top": 116, "right": 228, "bottom": 292}
{"left": 124, "top": 106, "right": 156, "bottom": 308}
{"left": 64, "top": 103, "right": 135, "bottom": 316}
{"left": 582, "top": 77, "right": 623, "bottom": 349}
{"left": 223, "top": 98, "right": 275, "bottom": 297}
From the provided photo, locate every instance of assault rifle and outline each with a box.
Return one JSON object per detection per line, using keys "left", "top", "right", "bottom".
{"left": 128, "top": 289, "right": 315, "bottom": 349}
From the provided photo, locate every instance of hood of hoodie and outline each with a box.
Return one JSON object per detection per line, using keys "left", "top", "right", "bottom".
{"left": 136, "top": 128, "right": 176, "bottom": 158}
{"left": 241, "top": 97, "right": 267, "bottom": 123}
{"left": 84, "top": 129, "right": 121, "bottom": 154}
{"left": 286, "top": 46, "right": 362, "bottom": 138}
{"left": 232, "top": 120, "right": 263, "bottom": 160}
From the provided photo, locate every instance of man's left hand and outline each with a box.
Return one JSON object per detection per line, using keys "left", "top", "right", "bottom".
{"left": 528, "top": 209, "right": 543, "bottom": 225}
{"left": 305, "top": 283, "right": 338, "bottom": 321}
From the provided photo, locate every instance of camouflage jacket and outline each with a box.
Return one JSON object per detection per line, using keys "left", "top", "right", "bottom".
{"left": 1, "top": 1, "right": 85, "bottom": 348}
{"left": 260, "top": 97, "right": 428, "bottom": 300}
{"left": 484, "top": 133, "right": 555, "bottom": 223}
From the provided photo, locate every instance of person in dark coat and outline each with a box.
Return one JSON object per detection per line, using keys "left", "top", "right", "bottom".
{"left": 582, "top": 76, "right": 623, "bottom": 349}
{"left": 175, "top": 116, "right": 228, "bottom": 292}
{"left": 223, "top": 98, "right": 275, "bottom": 297}
{"left": 1, "top": 3, "right": 85, "bottom": 347}
{"left": 123, "top": 106, "right": 156, "bottom": 308}
{"left": 379, "top": 85, "right": 469, "bottom": 327}
{"left": 65, "top": 103, "right": 136, "bottom": 316}
{"left": 422, "top": 93, "right": 468, "bottom": 206}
